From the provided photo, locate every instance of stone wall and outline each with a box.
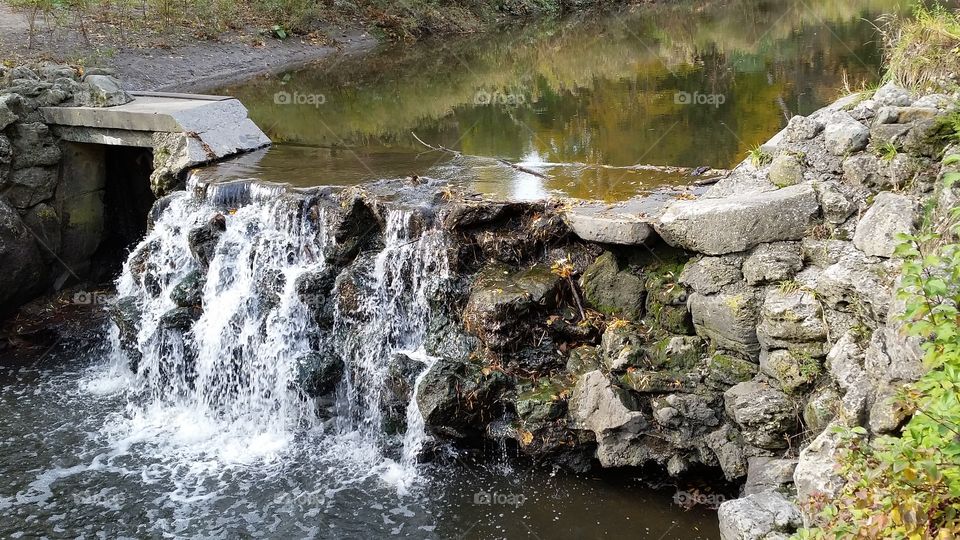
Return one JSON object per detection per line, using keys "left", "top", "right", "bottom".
{"left": 0, "top": 63, "right": 135, "bottom": 315}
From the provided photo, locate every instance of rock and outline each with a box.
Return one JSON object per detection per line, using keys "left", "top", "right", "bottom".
{"left": 600, "top": 322, "right": 644, "bottom": 371}
{"left": 717, "top": 491, "right": 802, "bottom": 540}
{"left": 803, "top": 385, "right": 840, "bottom": 436}
{"left": 620, "top": 369, "right": 699, "bottom": 394}
{"left": 873, "top": 82, "right": 912, "bottom": 106}
{"left": 880, "top": 153, "right": 923, "bottom": 189}
{"left": 656, "top": 184, "right": 819, "bottom": 255}
{"left": 515, "top": 380, "right": 568, "bottom": 424}
{"left": 77, "top": 74, "right": 134, "bottom": 107}
{"left": 842, "top": 153, "right": 881, "bottom": 186}
{"left": 568, "top": 370, "right": 644, "bottom": 434}
{"left": 742, "top": 242, "right": 802, "bottom": 285}
{"left": 22, "top": 202, "right": 60, "bottom": 257}
{"left": 2, "top": 167, "right": 58, "bottom": 208}
{"left": 868, "top": 382, "right": 910, "bottom": 434}
{"left": 744, "top": 457, "right": 798, "bottom": 495}
{"left": 794, "top": 423, "right": 849, "bottom": 505}
{"left": 417, "top": 356, "right": 507, "bottom": 438}
{"left": 580, "top": 251, "right": 645, "bottom": 320}
{"left": 170, "top": 270, "right": 206, "bottom": 308}
{"left": 814, "top": 182, "right": 855, "bottom": 224}
{"left": 757, "top": 289, "right": 827, "bottom": 353}
{"left": 462, "top": 262, "right": 560, "bottom": 350}
{"left": 760, "top": 349, "right": 821, "bottom": 394}
{"left": 566, "top": 345, "right": 601, "bottom": 376}
{"left": 110, "top": 296, "right": 142, "bottom": 370}
{"left": 705, "top": 353, "right": 759, "bottom": 390}
{"left": 784, "top": 115, "right": 823, "bottom": 142}
{"left": 826, "top": 332, "right": 870, "bottom": 425}
{"left": 767, "top": 154, "right": 804, "bottom": 187}
{"left": 815, "top": 249, "right": 895, "bottom": 324}
{"left": 0, "top": 198, "right": 45, "bottom": 314}
{"left": 562, "top": 205, "right": 655, "bottom": 245}
{"left": 644, "top": 261, "right": 693, "bottom": 335}
{"left": 680, "top": 255, "right": 744, "bottom": 295}
{"left": 381, "top": 353, "right": 424, "bottom": 433}
{"left": 853, "top": 192, "right": 918, "bottom": 258}
{"left": 159, "top": 306, "right": 202, "bottom": 331}
{"left": 293, "top": 351, "right": 345, "bottom": 397}
{"left": 0, "top": 94, "right": 18, "bottom": 130}
{"left": 187, "top": 213, "right": 226, "bottom": 268}
{"left": 646, "top": 335, "right": 706, "bottom": 371}
{"left": 689, "top": 285, "right": 761, "bottom": 357}
{"left": 10, "top": 123, "right": 60, "bottom": 169}
{"left": 863, "top": 327, "right": 925, "bottom": 385}
{"left": 705, "top": 423, "right": 748, "bottom": 480}
{"left": 724, "top": 381, "right": 797, "bottom": 449}
{"left": 823, "top": 112, "right": 870, "bottom": 155}
{"left": 912, "top": 94, "right": 953, "bottom": 109}
{"left": 662, "top": 392, "right": 719, "bottom": 426}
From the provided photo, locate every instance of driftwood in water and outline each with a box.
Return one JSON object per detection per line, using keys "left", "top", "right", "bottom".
{"left": 410, "top": 132, "right": 729, "bottom": 182}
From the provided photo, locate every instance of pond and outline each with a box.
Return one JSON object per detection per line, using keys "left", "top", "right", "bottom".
{"left": 213, "top": 0, "right": 894, "bottom": 201}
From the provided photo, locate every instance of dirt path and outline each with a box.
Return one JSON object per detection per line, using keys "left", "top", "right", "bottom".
{"left": 0, "top": 5, "right": 377, "bottom": 92}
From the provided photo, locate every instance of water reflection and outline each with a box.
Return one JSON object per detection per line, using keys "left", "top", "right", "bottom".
{"left": 215, "top": 0, "right": 897, "bottom": 200}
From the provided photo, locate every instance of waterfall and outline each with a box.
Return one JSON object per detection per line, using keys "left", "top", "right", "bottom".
{"left": 107, "top": 183, "right": 449, "bottom": 488}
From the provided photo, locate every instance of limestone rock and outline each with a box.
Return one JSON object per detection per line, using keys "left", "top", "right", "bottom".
{"left": 853, "top": 192, "right": 918, "bottom": 258}
{"left": 690, "top": 285, "right": 762, "bottom": 357}
{"left": 814, "top": 182, "right": 855, "bottom": 224}
{"left": 826, "top": 332, "right": 870, "bottom": 425}
{"left": 815, "top": 249, "right": 895, "bottom": 324}
{"left": 842, "top": 153, "right": 881, "bottom": 186}
{"left": 705, "top": 353, "right": 759, "bottom": 390}
{"left": 10, "top": 123, "right": 60, "bottom": 169}
{"left": 868, "top": 382, "right": 911, "bottom": 435}
{"left": 768, "top": 154, "right": 804, "bottom": 187}
{"left": 580, "top": 251, "right": 645, "bottom": 320}
{"left": 568, "top": 370, "right": 645, "bottom": 434}
{"left": 0, "top": 94, "right": 18, "bottom": 130}
{"left": 784, "top": 115, "right": 823, "bottom": 142}
{"left": 2, "top": 167, "right": 57, "bottom": 208}
{"left": 566, "top": 345, "right": 601, "bottom": 377}
{"left": 717, "top": 491, "right": 802, "bottom": 540}
{"left": 22, "top": 202, "right": 60, "bottom": 257}
{"left": 646, "top": 335, "right": 706, "bottom": 371}
{"left": 187, "top": 213, "right": 226, "bottom": 268}
{"left": 794, "top": 423, "right": 849, "bottom": 505}
{"left": 77, "top": 74, "right": 134, "bottom": 107}
{"left": 742, "top": 242, "right": 802, "bottom": 285}
{"left": 705, "top": 423, "right": 749, "bottom": 480}
{"left": 417, "top": 356, "right": 506, "bottom": 438}
{"left": 744, "top": 457, "right": 798, "bottom": 496}
{"left": 761, "top": 349, "right": 821, "bottom": 395}
{"left": 803, "top": 385, "right": 840, "bottom": 436}
{"left": 724, "top": 381, "right": 797, "bottom": 449}
{"left": 600, "top": 322, "right": 645, "bottom": 371}
{"left": 823, "top": 112, "right": 870, "bottom": 155}
{"left": 656, "top": 184, "right": 819, "bottom": 255}
{"left": 680, "top": 255, "right": 744, "bottom": 295}
{"left": 873, "top": 82, "right": 912, "bottom": 107}
{"left": 757, "top": 289, "right": 827, "bottom": 353}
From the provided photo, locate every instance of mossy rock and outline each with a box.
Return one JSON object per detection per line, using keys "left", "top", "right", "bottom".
{"left": 566, "top": 345, "right": 601, "bottom": 377}
{"left": 601, "top": 321, "right": 646, "bottom": 371}
{"left": 620, "top": 369, "right": 700, "bottom": 394}
{"left": 646, "top": 335, "right": 707, "bottom": 371}
{"left": 644, "top": 260, "right": 693, "bottom": 335}
{"left": 580, "top": 251, "right": 645, "bottom": 321}
{"left": 515, "top": 379, "right": 569, "bottom": 424}
{"left": 704, "top": 353, "right": 758, "bottom": 390}
{"left": 760, "top": 349, "right": 822, "bottom": 395}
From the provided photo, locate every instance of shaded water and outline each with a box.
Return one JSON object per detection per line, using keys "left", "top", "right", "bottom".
{"left": 212, "top": 0, "right": 896, "bottom": 200}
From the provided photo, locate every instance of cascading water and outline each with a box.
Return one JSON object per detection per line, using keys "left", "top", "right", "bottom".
{"left": 106, "top": 179, "right": 449, "bottom": 488}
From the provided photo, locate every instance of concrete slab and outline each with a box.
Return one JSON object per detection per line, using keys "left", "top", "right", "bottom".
{"left": 40, "top": 95, "right": 253, "bottom": 134}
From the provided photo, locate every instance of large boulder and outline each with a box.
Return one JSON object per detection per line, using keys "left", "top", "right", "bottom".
{"left": 580, "top": 251, "right": 645, "bottom": 320}
{"left": 0, "top": 198, "right": 45, "bottom": 314}
{"left": 724, "top": 381, "right": 797, "bottom": 449}
{"left": 852, "top": 192, "right": 919, "bottom": 258}
{"left": 417, "top": 356, "right": 507, "bottom": 439}
{"left": 717, "top": 491, "right": 802, "bottom": 540}
{"left": 568, "top": 370, "right": 645, "bottom": 434}
{"left": 655, "top": 183, "right": 819, "bottom": 255}
{"left": 689, "top": 285, "right": 762, "bottom": 358}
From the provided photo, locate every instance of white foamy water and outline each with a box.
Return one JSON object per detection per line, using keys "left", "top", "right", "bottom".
{"left": 100, "top": 186, "right": 449, "bottom": 487}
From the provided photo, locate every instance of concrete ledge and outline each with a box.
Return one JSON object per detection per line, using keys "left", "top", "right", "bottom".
{"left": 562, "top": 194, "right": 683, "bottom": 245}
{"left": 40, "top": 95, "right": 254, "bottom": 134}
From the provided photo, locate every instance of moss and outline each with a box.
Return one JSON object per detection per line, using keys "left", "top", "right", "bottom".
{"left": 643, "top": 257, "right": 693, "bottom": 335}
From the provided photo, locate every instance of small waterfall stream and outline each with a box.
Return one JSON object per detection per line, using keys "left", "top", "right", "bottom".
{"left": 107, "top": 180, "right": 449, "bottom": 488}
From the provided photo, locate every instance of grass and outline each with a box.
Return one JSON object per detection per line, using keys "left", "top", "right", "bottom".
{"left": 747, "top": 144, "right": 772, "bottom": 167}
{"left": 881, "top": 3, "right": 960, "bottom": 93}
{"left": 874, "top": 140, "right": 899, "bottom": 161}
